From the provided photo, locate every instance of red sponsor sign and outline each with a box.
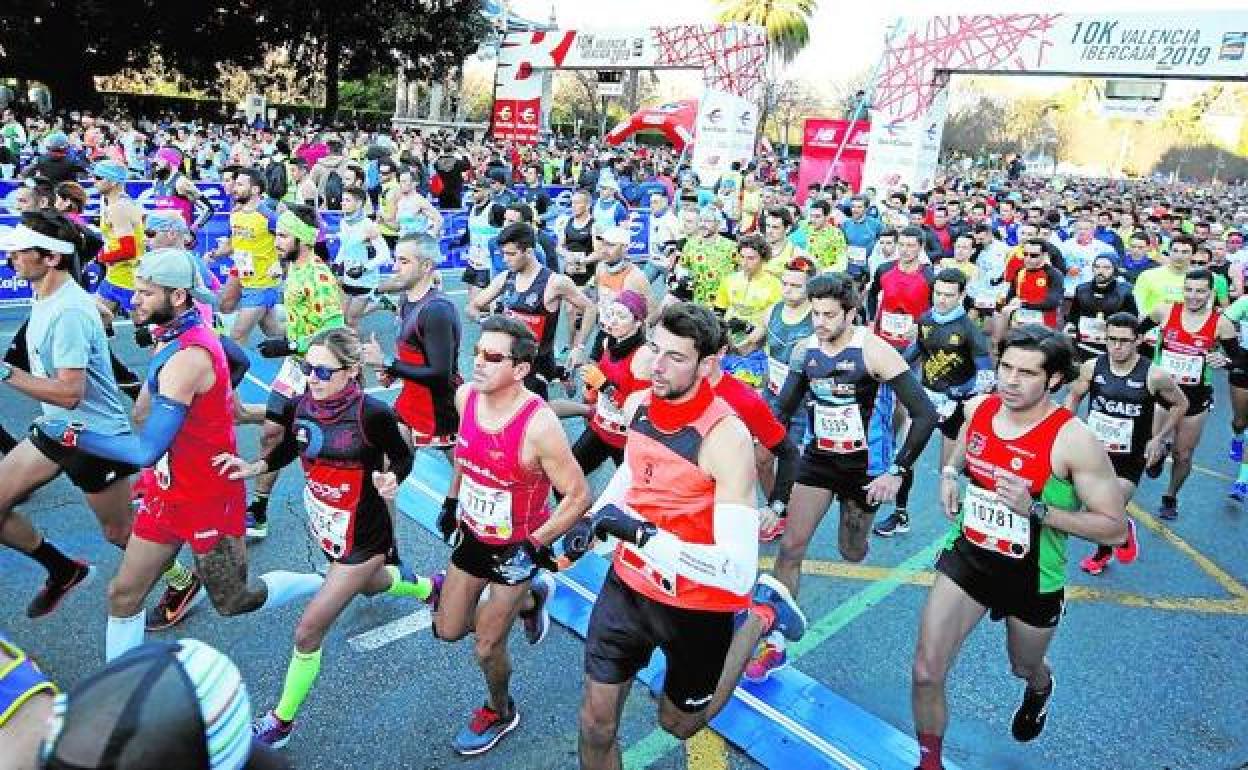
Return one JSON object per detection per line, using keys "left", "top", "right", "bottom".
{"left": 796, "top": 119, "right": 870, "bottom": 202}
{"left": 491, "top": 98, "right": 541, "bottom": 144}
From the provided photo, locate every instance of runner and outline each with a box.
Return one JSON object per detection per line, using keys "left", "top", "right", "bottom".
{"left": 333, "top": 185, "right": 392, "bottom": 330}
{"left": 434, "top": 315, "right": 590, "bottom": 755}
{"left": 213, "top": 327, "right": 439, "bottom": 748}
{"left": 867, "top": 226, "right": 935, "bottom": 352}
{"left": 90, "top": 160, "right": 145, "bottom": 318}
{"left": 913, "top": 325, "right": 1128, "bottom": 770}
{"left": 362, "top": 233, "right": 462, "bottom": 452}
{"left": 580, "top": 225, "right": 652, "bottom": 332}
{"left": 1000, "top": 238, "right": 1065, "bottom": 343}
{"left": 0, "top": 213, "right": 141, "bottom": 618}
{"left": 30, "top": 248, "right": 324, "bottom": 661}
{"left": 1133, "top": 234, "right": 1194, "bottom": 317}
{"left": 206, "top": 167, "right": 285, "bottom": 348}
{"left": 1065, "top": 255, "right": 1137, "bottom": 362}
{"left": 466, "top": 222, "right": 592, "bottom": 400}
{"left": 557, "top": 189, "right": 596, "bottom": 289}
{"left": 675, "top": 208, "right": 737, "bottom": 308}
{"left": 875, "top": 268, "right": 994, "bottom": 538}
{"left": 1143, "top": 269, "right": 1242, "bottom": 519}
{"left": 802, "top": 199, "right": 848, "bottom": 273}
{"left": 1065, "top": 312, "right": 1185, "bottom": 574}
{"left": 246, "top": 204, "right": 346, "bottom": 539}
{"left": 567, "top": 302, "right": 807, "bottom": 769}
{"left": 460, "top": 181, "right": 504, "bottom": 306}
{"left": 1224, "top": 290, "right": 1248, "bottom": 499}
{"left": 750, "top": 273, "right": 937, "bottom": 681}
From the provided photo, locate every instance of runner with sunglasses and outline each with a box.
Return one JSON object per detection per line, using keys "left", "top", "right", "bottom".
{"left": 212, "top": 327, "right": 439, "bottom": 748}
{"left": 434, "top": 315, "right": 590, "bottom": 756}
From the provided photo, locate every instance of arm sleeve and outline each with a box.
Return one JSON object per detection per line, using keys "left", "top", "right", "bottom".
{"left": 98, "top": 234, "right": 137, "bottom": 264}
{"left": 364, "top": 397, "right": 413, "bottom": 481}
{"left": 261, "top": 401, "right": 300, "bottom": 472}
{"left": 774, "top": 362, "right": 810, "bottom": 425}
{"left": 386, "top": 301, "right": 456, "bottom": 385}
{"left": 220, "top": 335, "right": 251, "bottom": 389}
{"left": 767, "top": 435, "right": 798, "bottom": 506}
{"left": 76, "top": 393, "right": 187, "bottom": 466}
{"left": 640, "top": 503, "right": 760, "bottom": 596}
{"left": 888, "top": 369, "right": 937, "bottom": 469}
{"left": 191, "top": 196, "right": 215, "bottom": 231}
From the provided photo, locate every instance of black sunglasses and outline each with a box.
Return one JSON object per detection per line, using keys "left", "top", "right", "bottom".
{"left": 299, "top": 361, "right": 347, "bottom": 380}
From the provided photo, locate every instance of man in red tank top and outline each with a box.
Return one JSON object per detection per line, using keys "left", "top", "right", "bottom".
{"left": 433, "top": 315, "right": 590, "bottom": 756}
{"left": 564, "top": 303, "right": 807, "bottom": 769}
{"left": 34, "top": 249, "right": 325, "bottom": 663}
{"left": 912, "top": 326, "right": 1127, "bottom": 770}
{"left": 1142, "top": 269, "right": 1241, "bottom": 519}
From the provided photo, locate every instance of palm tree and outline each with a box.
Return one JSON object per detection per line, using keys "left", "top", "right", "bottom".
{"left": 714, "top": 0, "right": 817, "bottom": 65}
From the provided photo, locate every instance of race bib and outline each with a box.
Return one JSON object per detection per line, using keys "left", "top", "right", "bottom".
{"left": 961, "top": 485, "right": 1030, "bottom": 559}
{"left": 1087, "top": 411, "right": 1133, "bottom": 453}
{"left": 767, "top": 357, "right": 790, "bottom": 395}
{"left": 924, "top": 388, "right": 957, "bottom": 420}
{"left": 880, "top": 312, "right": 914, "bottom": 338}
{"left": 271, "top": 357, "right": 307, "bottom": 400}
{"left": 813, "top": 403, "right": 866, "bottom": 453}
{"left": 459, "top": 474, "right": 514, "bottom": 540}
{"left": 618, "top": 543, "right": 677, "bottom": 597}
{"left": 1014, "top": 307, "right": 1044, "bottom": 325}
{"left": 1078, "top": 316, "right": 1107, "bottom": 344}
{"left": 1159, "top": 349, "right": 1203, "bottom": 385}
{"left": 468, "top": 242, "right": 490, "bottom": 271}
{"left": 847, "top": 246, "right": 867, "bottom": 265}
{"left": 594, "top": 393, "right": 628, "bottom": 435}
{"left": 233, "top": 250, "right": 255, "bottom": 277}
{"left": 305, "top": 488, "right": 351, "bottom": 558}
{"left": 153, "top": 453, "right": 172, "bottom": 490}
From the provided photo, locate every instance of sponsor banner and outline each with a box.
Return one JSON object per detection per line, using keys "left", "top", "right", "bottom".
{"left": 1042, "top": 14, "right": 1248, "bottom": 78}
{"left": 691, "top": 89, "right": 758, "bottom": 186}
{"left": 1099, "top": 99, "right": 1164, "bottom": 120}
{"left": 491, "top": 98, "right": 542, "bottom": 144}
{"left": 626, "top": 208, "right": 651, "bottom": 257}
{"left": 796, "top": 119, "right": 870, "bottom": 200}
{"left": 0, "top": 180, "right": 228, "bottom": 218}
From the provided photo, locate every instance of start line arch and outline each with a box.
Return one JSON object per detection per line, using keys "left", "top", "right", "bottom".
{"left": 864, "top": 11, "right": 1248, "bottom": 191}
{"left": 490, "top": 24, "right": 766, "bottom": 184}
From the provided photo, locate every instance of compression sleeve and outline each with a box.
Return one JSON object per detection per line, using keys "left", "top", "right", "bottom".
{"left": 889, "top": 369, "right": 937, "bottom": 469}
{"left": 1222, "top": 336, "right": 1248, "bottom": 371}
{"left": 191, "top": 197, "right": 215, "bottom": 231}
{"left": 220, "top": 335, "right": 250, "bottom": 389}
{"left": 75, "top": 393, "right": 187, "bottom": 467}
{"left": 262, "top": 400, "right": 300, "bottom": 472}
{"left": 363, "top": 397, "right": 413, "bottom": 481}
{"left": 774, "top": 363, "right": 810, "bottom": 425}
{"left": 98, "top": 234, "right": 137, "bottom": 264}
{"left": 768, "top": 435, "right": 798, "bottom": 507}
{"left": 639, "top": 503, "right": 760, "bottom": 596}
{"left": 386, "top": 301, "right": 457, "bottom": 385}
{"left": 590, "top": 460, "right": 633, "bottom": 514}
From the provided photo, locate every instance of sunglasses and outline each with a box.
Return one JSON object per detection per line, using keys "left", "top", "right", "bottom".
{"left": 474, "top": 346, "right": 514, "bottom": 364}
{"left": 299, "top": 361, "right": 347, "bottom": 380}
{"left": 1106, "top": 336, "right": 1136, "bottom": 345}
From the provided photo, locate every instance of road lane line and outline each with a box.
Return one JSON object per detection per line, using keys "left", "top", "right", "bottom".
{"left": 1129, "top": 502, "right": 1248, "bottom": 599}
{"left": 685, "top": 729, "right": 728, "bottom": 770}
{"left": 347, "top": 608, "right": 433, "bottom": 652}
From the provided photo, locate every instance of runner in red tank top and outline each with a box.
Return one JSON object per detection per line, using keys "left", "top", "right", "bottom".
{"left": 38, "top": 250, "right": 327, "bottom": 664}
{"left": 912, "top": 325, "right": 1127, "bottom": 770}
{"left": 1143, "top": 269, "right": 1242, "bottom": 519}
{"left": 433, "top": 315, "right": 590, "bottom": 757}
{"left": 560, "top": 303, "right": 807, "bottom": 769}
{"left": 867, "top": 227, "right": 934, "bottom": 351}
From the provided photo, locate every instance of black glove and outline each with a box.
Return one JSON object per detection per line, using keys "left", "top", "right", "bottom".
{"left": 561, "top": 516, "right": 596, "bottom": 563}
{"left": 331, "top": 262, "right": 345, "bottom": 277}
{"left": 346, "top": 265, "right": 365, "bottom": 280}
{"left": 591, "top": 504, "right": 656, "bottom": 548}
{"left": 726, "top": 317, "right": 753, "bottom": 336}
{"left": 258, "top": 337, "right": 295, "bottom": 358}
{"left": 437, "top": 497, "right": 458, "bottom": 543}
{"left": 524, "top": 536, "right": 560, "bottom": 572}
{"left": 667, "top": 266, "right": 695, "bottom": 302}
{"left": 133, "top": 324, "right": 154, "bottom": 348}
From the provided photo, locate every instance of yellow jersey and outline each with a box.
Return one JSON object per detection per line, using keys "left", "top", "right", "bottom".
{"left": 716, "top": 270, "right": 783, "bottom": 328}
{"left": 100, "top": 199, "right": 145, "bottom": 289}
{"left": 230, "top": 207, "right": 279, "bottom": 289}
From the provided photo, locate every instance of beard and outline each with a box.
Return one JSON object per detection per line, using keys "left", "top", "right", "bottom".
{"left": 141, "top": 297, "right": 176, "bottom": 327}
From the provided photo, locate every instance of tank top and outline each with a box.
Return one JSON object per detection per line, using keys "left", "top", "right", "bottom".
{"left": 393, "top": 289, "right": 461, "bottom": 436}
{"left": 229, "top": 207, "right": 279, "bottom": 289}
{"left": 800, "top": 326, "right": 879, "bottom": 469}
{"left": 100, "top": 197, "right": 146, "bottom": 290}
{"left": 1157, "top": 302, "right": 1220, "bottom": 387}
{"left": 564, "top": 215, "right": 593, "bottom": 255}
{"left": 454, "top": 389, "right": 551, "bottom": 545}
{"left": 764, "top": 303, "right": 813, "bottom": 395}
{"left": 151, "top": 173, "right": 194, "bottom": 226}
{"left": 616, "top": 390, "right": 746, "bottom": 611}
{"left": 1087, "top": 355, "right": 1154, "bottom": 457}
{"left": 874, "top": 262, "right": 932, "bottom": 349}
{"left": 502, "top": 267, "right": 560, "bottom": 356}
{"left": 142, "top": 322, "right": 245, "bottom": 509}
{"left": 466, "top": 203, "right": 499, "bottom": 271}
{"left": 596, "top": 261, "right": 643, "bottom": 305}
{"left": 396, "top": 193, "right": 431, "bottom": 237}
{"left": 953, "top": 395, "right": 1079, "bottom": 594}
{"left": 589, "top": 337, "right": 649, "bottom": 449}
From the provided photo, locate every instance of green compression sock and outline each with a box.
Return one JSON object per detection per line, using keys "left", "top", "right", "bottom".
{"left": 384, "top": 565, "right": 432, "bottom": 600}
{"left": 1238, "top": 463, "right": 1248, "bottom": 483}
{"left": 163, "top": 561, "right": 194, "bottom": 591}
{"left": 274, "top": 647, "right": 323, "bottom": 722}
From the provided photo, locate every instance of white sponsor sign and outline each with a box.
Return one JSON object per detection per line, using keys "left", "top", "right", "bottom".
{"left": 1099, "top": 99, "right": 1164, "bottom": 120}
{"left": 691, "top": 89, "right": 758, "bottom": 186}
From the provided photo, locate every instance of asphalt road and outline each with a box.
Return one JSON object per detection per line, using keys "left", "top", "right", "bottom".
{"left": 2, "top": 274, "right": 1246, "bottom": 770}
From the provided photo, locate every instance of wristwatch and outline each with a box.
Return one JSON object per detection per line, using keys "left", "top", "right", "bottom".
{"left": 1029, "top": 500, "right": 1049, "bottom": 523}
{"left": 887, "top": 462, "right": 911, "bottom": 478}
{"left": 0, "top": 361, "right": 11, "bottom": 382}
{"left": 768, "top": 500, "right": 787, "bottom": 516}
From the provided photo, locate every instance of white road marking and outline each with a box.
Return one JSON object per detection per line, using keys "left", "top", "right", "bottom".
{"left": 347, "top": 608, "right": 433, "bottom": 652}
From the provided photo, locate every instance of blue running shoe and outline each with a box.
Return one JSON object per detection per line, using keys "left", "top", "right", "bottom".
{"left": 752, "top": 574, "right": 808, "bottom": 642}
{"left": 252, "top": 711, "right": 294, "bottom": 749}
{"left": 452, "top": 699, "right": 519, "bottom": 756}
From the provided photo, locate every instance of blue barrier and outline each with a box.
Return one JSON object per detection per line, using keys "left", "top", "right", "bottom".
{"left": 396, "top": 451, "right": 958, "bottom": 770}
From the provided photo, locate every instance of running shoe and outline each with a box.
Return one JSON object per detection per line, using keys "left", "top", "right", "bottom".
{"left": 521, "top": 572, "right": 555, "bottom": 645}
{"left": 246, "top": 507, "right": 268, "bottom": 539}
{"left": 1145, "top": 442, "right": 1170, "bottom": 479}
{"left": 751, "top": 574, "right": 808, "bottom": 642}
{"left": 146, "top": 573, "right": 206, "bottom": 631}
{"left": 1010, "top": 676, "right": 1055, "bottom": 743}
{"left": 759, "top": 516, "right": 786, "bottom": 543}
{"left": 26, "top": 561, "right": 93, "bottom": 619}
{"left": 1157, "top": 499, "right": 1178, "bottom": 521}
{"left": 252, "top": 711, "right": 294, "bottom": 749}
{"left": 1231, "top": 481, "right": 1248, "bottom": 503}
{"left": 425, "top": 570, "right": 445, "bottom": 610}
{"left": 743, "top": 639, "right": 788, "bottom": 683}
{"left": 1113, "top": 519, "right": 1139, "bottom": 565}
{"left": 1079, "top": 550, "right": 1111, "bottom": 576}
{"left": 451, "top": 699, "right": 519, "bottom": 756}
{"left": 1231, "top": 436, "right": 1245, "bottom": 463}
{"left": 873, "top": 510, "right": 911, "bottom": 538}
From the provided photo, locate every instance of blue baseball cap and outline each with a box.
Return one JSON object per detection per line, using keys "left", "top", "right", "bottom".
{"left": 90, "top": 160, "right": 128, "bottom": 183}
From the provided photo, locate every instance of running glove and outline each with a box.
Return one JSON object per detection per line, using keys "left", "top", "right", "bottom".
{"left": 524, "top": 536, "right": 559, "bottom": 572}
{"left": 133, "top": 324, "right": 155, "bottom": 348}
{"left": 592, "top": 504, "right": 657, "bottom": 547}
{"left": 438, "top": 497, "right": 459, "bottom": 543}
{"left": 258, "top": 338, "right": 295, "bottom": 358}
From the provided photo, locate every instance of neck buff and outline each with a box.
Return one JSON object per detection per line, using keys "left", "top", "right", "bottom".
{"left": 153, "top": 308, "right": 202, "bottom": 343}
{"left": 648, "top": 377, "right": 714, "bottom": 433}
{"left": 929, "top": 304, "right": 966, "bottom": 324}
{"left": 305, "top": 379, "right": 363, "bottom": 422}
{"left": 606, "top": 326, "right": 646, "bottom": 361}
